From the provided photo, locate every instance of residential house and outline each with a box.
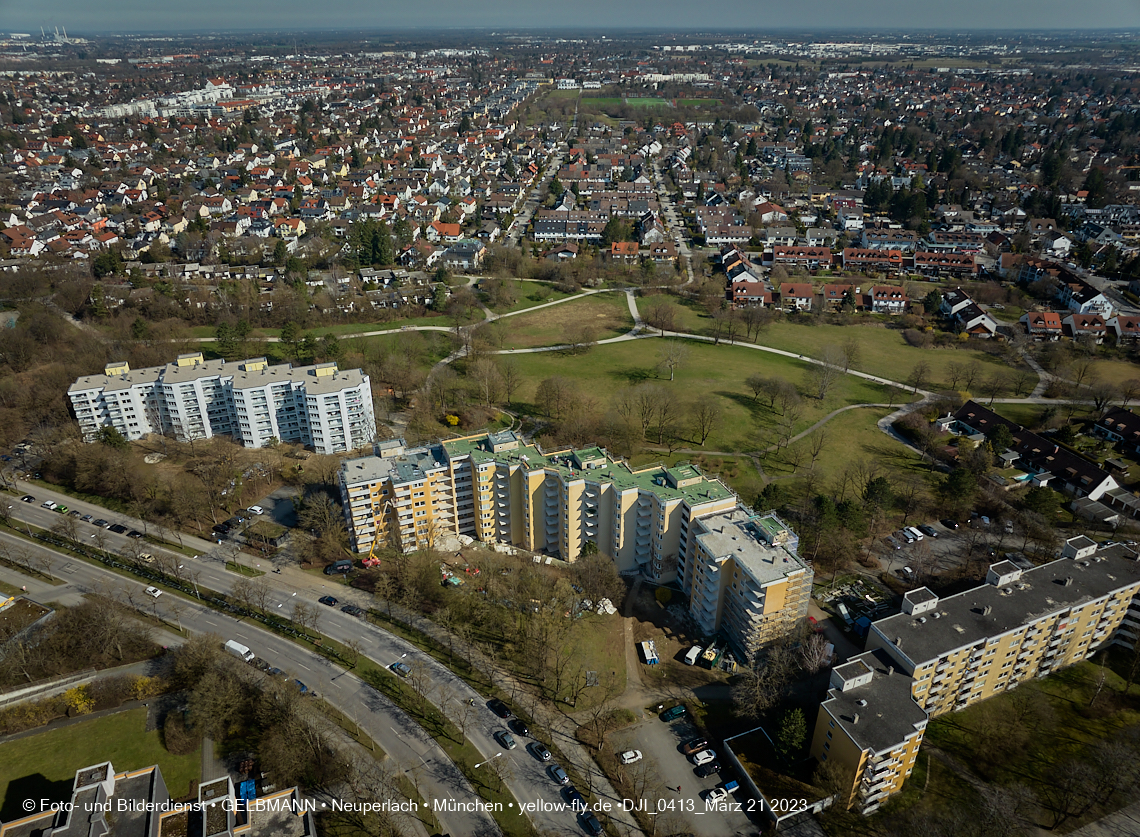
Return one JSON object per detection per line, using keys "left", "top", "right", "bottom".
{"left": 779, "top": 282, "right": 815, "bottom": 312}
{"left": 1108, "top": 315, "right": 1140, "bottom": 343}
{"left": 952, "top": 303, "right": 999, "bottom": 338}
{"left": 841, "top": 248, "right": 903, "bottom": 273}
{"left": 821, "top": 283, "right": 858, "bottom": 311}
{"left": 1093, "top": 408, "right": 1140, "bottom": 456}
{"left": 609, "top": 241, "right": 640, "bottom": 263}
{"left": 728, "top": 281, "right": 773, "bottom": 308}
{"left": 912, "top": 251, "right": 977, "bottom": 277}
{"left": 772, "top": 245, "right": 832, "bottom": 271}
{"left": 1063, "top": 313, "right": 1107, "bottom": 344}
{"left": 939, "top": 288, "right": 974, "bottom": 318}
{"left": 1020, "top": 311, "right": 1063, "bottom": 341}
{"left": 1059, "top": 279, "right": 1113, "bottom": 318}
{"left": 869, "top": 286, "right": 909, "bottom": 315}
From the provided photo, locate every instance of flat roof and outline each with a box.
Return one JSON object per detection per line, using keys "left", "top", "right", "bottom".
{"left": 823, "top": 649, "right": 928, "bottom": 755}
{"left": 341, "top": 444, "right": 447, "bottom": 488}
{"left": 873, "top": 545, "right": 1140, "bottom": 666}
{"left": 692, "top": 508, "right": 809, "bottom": 587}
{"left": 70, "top": 357, "right": 366, "bottom": 397}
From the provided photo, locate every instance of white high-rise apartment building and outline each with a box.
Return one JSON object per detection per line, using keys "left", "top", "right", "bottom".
{"left": 68, "top": 353, "right": 375, "bottom": 454}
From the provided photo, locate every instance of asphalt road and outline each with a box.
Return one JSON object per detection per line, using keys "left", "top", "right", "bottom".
{"left": 6, "top": 485, "right": 595, "bottom": 837}
{"left": 0, "top": 525, "right": 495, "bottom": 837}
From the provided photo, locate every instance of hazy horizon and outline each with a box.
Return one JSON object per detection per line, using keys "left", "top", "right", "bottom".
{"left": 12, "top": 0, "right": 1140, "bottom": 38}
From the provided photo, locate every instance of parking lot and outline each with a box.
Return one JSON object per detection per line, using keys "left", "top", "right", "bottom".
{"left": 610, "top": 716, "right": 759, "bottom": 837}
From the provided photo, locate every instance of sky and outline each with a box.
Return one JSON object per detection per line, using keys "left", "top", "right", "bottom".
{"left": 10, "top": 0, "right": 1140, "bottom": 35}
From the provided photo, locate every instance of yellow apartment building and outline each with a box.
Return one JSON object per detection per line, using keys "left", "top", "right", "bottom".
{"left": 809, "top": 649, "right": 928, "bottom": 814}
{"left": 810, "top": 537, "right": 1140, "bottom": 814}
{"left": 338, "top": 432, "right": 812, "bottom": 659}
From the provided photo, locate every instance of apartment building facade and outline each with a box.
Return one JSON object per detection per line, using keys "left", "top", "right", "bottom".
{"left": 339, "top": 432, "right": 811, "bottom": 659}
{"left": 68, "top": 353, "right": 375, "bottom": 454}
{"left": 811, "top": 538, "right": 1140, "bottom": 814}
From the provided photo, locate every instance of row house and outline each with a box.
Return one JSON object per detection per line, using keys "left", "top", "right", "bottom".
{"left": 862, "top": 228, "right": 919, "bottom": 252}
{"left": 841, "top": 247, "right": 904, "bottom": 274}
{"left": 912, "top": 251, "right": 977, "bottom": 278}
{"left": 1108, "top": 315, "right": 1140, "bottom": 343}
{"left": 780, "top": 282, "right": 815, "bottom": 312}
{"left": 728, "top": 280, "right": 773, "bottom": 308}
{"left": 1063, "top": 313, "right": 1107, "bottom": 344}
{"left": 772, "top": 245, "right": 833, "bottom": 271}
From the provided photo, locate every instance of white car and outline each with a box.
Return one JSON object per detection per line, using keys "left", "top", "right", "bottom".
{"left": 690, "top": 749, "right": 717, "bottom": 766}
{"left": 619, "top": 750, "right": 643, "bottom": 765}
{"left": 144, "top": 586, "right": 162, "bottom": 598}
{"left": 704, "top": 787, "right": 728, "bottom": 803}
{"left": 248, "top": 505, "right": 265, "bottom": 515}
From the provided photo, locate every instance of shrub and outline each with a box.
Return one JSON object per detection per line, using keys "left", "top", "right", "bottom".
{"left": 655, "top": 588, "right": 672, "bottom": 605}
{"left": 64, "top": 685, "right": 95, "bottom": 716}
{"left": 162, "top": 712, "right": 200, "bottom": 756}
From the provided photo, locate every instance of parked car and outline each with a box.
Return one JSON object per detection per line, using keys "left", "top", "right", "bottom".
{"left": 917, "top": 524, "right": 939, "bottom": 538}
{"left": 682, "top": 738, "right": 709, "bottom": 755}
{"left": 940, "top": 518, "right": 960, "bottom": 530}
{"left": 694, "top": 761, "right": 722, "bottom": 778}
{"left": 318, "top": 596, "right": 339, "bottom": 607}
{"left": 127, "top": 530, "right": 143, "bottom": 539}
{"left": 548, "top": 764, "right": 570, "bottom": 785}
{"left": 905, "top": 526, "right": 924, "bottom": 541}
{"left": 294, "top": 680, "right": 309, "bottom": 695}
{"left": 509, "top": 718, "right": 530, "bottom": 737}
{"left": 884, "top": 536, "right": 902, "bottom": 550}
{"left": 564, "top": 786, "right": 586, "bottom": 808}
{"left": 660, "top": 705, "right": 687, "bottom": 722}
{"left": 690, "top": 749, "right": 717, "bottom": 766}
{"left": 68, "top": 510, "right": 82, "bottom": 518}
{"left": 897, "top": 529, "right": 915, "bottom": 544}
{"left": 93, "top": 519, "right": 110, "bottom": 528}
{"left": 488, "top": 699, "right": 512, "bottom": 718}
{"left": 619, "top": 750, "right": 643, "bottom": 765}
{"left": 495, "top": 730, "right": 517, "bottom": 750}
{"left": 248, "top": 505, "right": 265, "bottom": 515}
{"left": 144, "top": 586, "right": 162, "bottom": 598}
{"left": 704, "top": 787, "right": 728, "bottom": 803}
{"left": 108, "top": 524, "right": 128, "bottom": 534}
{"left": 56, "top": 506, "right": 69, "bottom": 514}
{"left": 80, "top": 514, "right": 93, "bottom": 522}
{"left": 580, "top": 811, "right": 603, "bottom": 836}
{"left": 340, "top": 604, "right": 366, "bottom": 617}
{"left": 529, "top": 742, "right": 552, "bottom": 761}
{"left": 20, "top": 495, "right": 33, "bottom": 503}
{"left": 1004, "top": 520, "right": 1015, "bottom": 534}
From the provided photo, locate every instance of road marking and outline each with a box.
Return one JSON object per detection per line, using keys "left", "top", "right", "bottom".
{"left": 295, "top": 663, "right": 311, "bottom": 671}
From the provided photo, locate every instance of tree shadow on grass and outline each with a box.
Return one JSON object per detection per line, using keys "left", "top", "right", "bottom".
{"left": 614, "top": 366, "right": 660, "bottom": 386}
{"left": 1, "top": 774, "right": 72, "bottom": 822}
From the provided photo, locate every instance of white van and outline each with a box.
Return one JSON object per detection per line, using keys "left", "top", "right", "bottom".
{"left": 224, "top": 640, "right": 255, "bottom": 663}
{"left": 683, "top": 645, "right": 703, "bottom": 666}
{"left": 905, "top": 526, "right": 924, "bottom": 542}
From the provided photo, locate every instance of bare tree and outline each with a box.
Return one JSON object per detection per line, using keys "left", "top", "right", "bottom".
{"left": 500, "top": 358, "right": 523, "bottom": 406}
{"left": 1121, "top": 379, "right": 1140, "bottom": 408}
{"left": 798, "top": 633, "right": 834, "bottom": 673}
{"left": 688, "top": 401, "right": 722, "bottom": 446}
{"left": 808, "top": 427, "right": 828, "bottom": 469}
{"left": 656, "top": 339, "right": 689, "bottom": 381}
{"left": 841, "top": 336, "right": 860, "bottom": 372}
{"left": 908, "top": 360, "right": 931, "bottom": 393}
{"left": 805, "top": 346, "right": 844, "bottom": 400}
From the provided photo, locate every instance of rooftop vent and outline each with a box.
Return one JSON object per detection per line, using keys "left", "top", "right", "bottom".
{"left": 918, "top": 617, "right": 927, "bottom": 624}
{"left": 852, "top": 713, "right": 860, "bottom": 725}
{"left": 1064, "top": 577, "right": 1074, "bottom": 587}
{"left": 856, "top": 699, "right": 868, "bottom": 707}
{"left": 983, "top": 606, "right": 993, "bottom": 616}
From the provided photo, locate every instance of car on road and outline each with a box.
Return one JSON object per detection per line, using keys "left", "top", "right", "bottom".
{"left": 682, "top": 738, "right": 709, "bottom": 755}
{"left": 940, "top": 518, "right": 960, "bottom": 530}
{"left": 340, "top": 604, "right": 366, "bottom": 617}
{"left": 93, "top": 519, "right": 109, "bottom": 528}
{"left": 144, "top": 586, "right": 162, "bottom": 598}
{"left": 619, "top": 750, "right": 643, "bottom": 765}
{"left": 488, "top": 698, "right": 512, "bottom": 718}
{"left": 68, "top": 510, "right": 82, "bottom": 518}
{"left": 80, "top": 514, "right": 93, "bottom": 522}
{"left": 40, "top": 500, "right": 54, "bottom": 509}
{"left": 690, "top": 749, "right": 717, "bottom": 766}
{"left": 20, "top": 495, "right": 33, "bottom": 503}
{"left": 389, "top": 661, "right": 411, "bottom": 678}
{"left": 660, "top": 704, "right": 687, "bottom": 722}
{"left": 917, "top": 524, "right": 939, "bottom": 538}
{"left": 704, "top": 787, "right": 728, "bottom": 803}
{"left": 564, "top": 786, "right": 586, "bottom": 808}
{"left": 108, "top": 524, "right": 128, "bottom": 534}
{"left": 548, "top": 764, "right": 569, "bottom": 785}
{"left": 266, "top": 667, "right": 286, "bottom": 678}
{"left": 694, "top": 761, "right": 721, "bottom": 778}
{"left": 509, "top": 718, "right": 530, "bottom": 737}
{"left": 529, "top": 742, "right": 552, "bottom": 761}
{"left": 495, "top": 730, "right": 517, "bottom": 750}
{"left": 318, "top": 596, "right": 338, "bottom": 607}
{"left": 56, "top": 506, "right": 69, "bottom": 514}
{"left": 248, "top": 505, "right": 265, "bottom": 515}
{"left": 127, "top": 530, "right": 143, "bottom": 539}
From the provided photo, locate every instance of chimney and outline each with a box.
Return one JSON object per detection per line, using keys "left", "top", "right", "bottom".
{"left": 887, "top": 666, "right": 894, "bottom": 677}
{"left": 895, "top": 637, "right": 903, "bottom": 648}
{"left": 852, "top": 713, "right": 860, "bottom": 725}
{"left": 983, "top": 605, "right": 992, "bottom": 616}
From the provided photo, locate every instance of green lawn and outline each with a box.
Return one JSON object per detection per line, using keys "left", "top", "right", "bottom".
{"left": 582, "top": 97, "right": 623, "bottom": 107}
{"left": 1090, "top": 358, "right": 1140, "bottom": 388}
{"left": 676, "top": 98, "right": 721, "bottom": 107}
{"left": 625, "top": 97, "right": 670, "bottom": 107}
{"left": 508, "top": 337, "right": 908, "bottom": 454}
{"left": 187, "top": 315, "right": 463, "bottom": 342}
{"left": 0, "top": 708, "right": 201, "bottom": 818}
{"left": 495, "top": 293, "right": 633, "bottom": 349}
{"left": 488, "top": 280, "right": 576, "bottom": 314}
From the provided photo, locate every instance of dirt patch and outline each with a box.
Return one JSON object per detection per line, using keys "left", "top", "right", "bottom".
{"left": 628, "top": 586, "right": 728, "bottom": 690}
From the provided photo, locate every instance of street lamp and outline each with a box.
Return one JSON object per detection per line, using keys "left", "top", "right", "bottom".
{"left": 473, "top": 752, "right": 503, "bottom": 769}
